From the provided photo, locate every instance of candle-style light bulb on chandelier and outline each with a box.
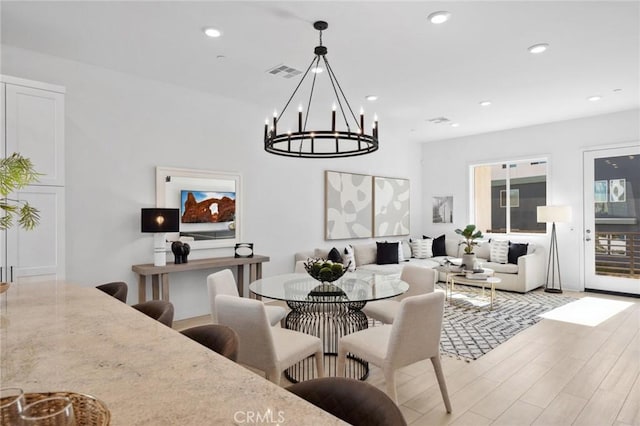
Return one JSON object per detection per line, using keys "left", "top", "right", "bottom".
{"left": 264, "top": 21, "right": 379, "bottom": 158}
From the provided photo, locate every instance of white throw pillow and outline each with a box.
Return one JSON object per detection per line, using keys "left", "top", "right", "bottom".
{"left": 474, "top": 241, "right": 491, "bottom": 260}
{"left": 352, "top": 243, "right": 377, "bottom": 266}
{"left": 395, "top": 240, "right": 413, "bottom": 262}
{"left": 490, "top": 240, "right": 509, "bottom": 264}
{"left": 401, "top": 240, "right": 412, "bottom": 260}
{"left": 410, "top": 239, "right": 433, "bottom": 259}
{"left": 314, "top": 248, "right": 330, "bottom": 259}
{"left": 397, "top": 241, "right": 406, "bottom": 262}
{"left": 343, "top": 245, "right": 356, "bottom": 272}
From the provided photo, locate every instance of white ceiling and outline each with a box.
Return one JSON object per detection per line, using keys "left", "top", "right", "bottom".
{"left": 1, "top": 1, "right": 638, "bottom": 143}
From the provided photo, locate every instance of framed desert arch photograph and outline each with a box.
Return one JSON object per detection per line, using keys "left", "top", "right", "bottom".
{"left": 156, "top": 166, "right": 242, "bottom": 250}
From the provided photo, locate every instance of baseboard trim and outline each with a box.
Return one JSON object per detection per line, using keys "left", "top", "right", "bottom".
{"left": 585, "top": 288, "right": 640, "bottom": 299}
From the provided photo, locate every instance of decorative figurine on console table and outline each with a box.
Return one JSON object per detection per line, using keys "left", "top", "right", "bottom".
{"left": 171, "top": 241, "right": 186, "bottom": 264}
{"left": 181, "top": 243, "right": 190, "bottom": 263}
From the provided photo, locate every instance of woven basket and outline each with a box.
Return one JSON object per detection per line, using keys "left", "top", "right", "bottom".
{"left": 1, "top": 391, "right": 110, "bottom": 425}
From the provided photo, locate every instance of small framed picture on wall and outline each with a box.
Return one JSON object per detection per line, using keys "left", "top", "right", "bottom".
{"left": 433, "top": 196, "right": 453, "bottom": 223}
{"left": 594, "top": 180, "right": 608, "bottom": 203}
{"left": 609, "top": 179, "right": 626, "bottom": 202}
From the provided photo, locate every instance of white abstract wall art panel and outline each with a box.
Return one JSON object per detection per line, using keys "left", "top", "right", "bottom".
{"left": 373, "top": 176, "right": 410, "bottom": 237}
{"left": 325, "top": 171, "right": 373, "bottom": 240}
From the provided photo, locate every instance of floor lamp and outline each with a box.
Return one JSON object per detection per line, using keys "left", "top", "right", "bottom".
{"left": 537, "top": 205, "right": 572, "bottom": 293}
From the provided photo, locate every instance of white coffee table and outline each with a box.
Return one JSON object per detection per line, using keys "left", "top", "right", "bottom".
{"left": 445, "top": 272, "right": 500, "bottom": 310}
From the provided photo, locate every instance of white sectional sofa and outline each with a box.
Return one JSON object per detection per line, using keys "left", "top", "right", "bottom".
{"left": 294, "top": 236, "right": 546, "bottom": 293}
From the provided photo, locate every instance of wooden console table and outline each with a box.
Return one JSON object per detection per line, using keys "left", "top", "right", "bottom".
{"left": 131, "top": 255, "right": 269, "bottom": 303}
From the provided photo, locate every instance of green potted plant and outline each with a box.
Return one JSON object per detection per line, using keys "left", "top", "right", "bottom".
{"left": 0, "top": 153, "right": 40, "bottom": 291}
{"left": 1, "top": 153, "right": 40, "bottom": 230}
{"left": 454, "top": 224, "right": 483, "bottom": 269}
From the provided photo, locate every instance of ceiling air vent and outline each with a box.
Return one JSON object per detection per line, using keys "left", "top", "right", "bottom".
{"left": 266, "top": 64, "right": 302, "bottom": 79}
{"left": 427, "top": 117, "right": 451, "bottom": 124}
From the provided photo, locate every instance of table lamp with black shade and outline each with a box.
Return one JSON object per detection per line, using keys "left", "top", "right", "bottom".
{"left": 141, "top": 208, "right": 180, "bottom": 266}
{"left": 537, "top": 205, "right": 572, "bottom": 293}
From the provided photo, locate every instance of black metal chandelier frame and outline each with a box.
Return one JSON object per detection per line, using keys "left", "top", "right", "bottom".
{"left": 264, "top": 21, "right": 379, "bottom": 158}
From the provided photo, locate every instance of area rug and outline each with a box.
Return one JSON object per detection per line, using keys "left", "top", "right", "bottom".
{"left": 438, "top": 284, "right": 576, "bottom": 361}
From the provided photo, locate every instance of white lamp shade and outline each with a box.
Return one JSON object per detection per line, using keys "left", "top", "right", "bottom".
{"left": 537, "top": 205, "right": 572, "bottom": 223}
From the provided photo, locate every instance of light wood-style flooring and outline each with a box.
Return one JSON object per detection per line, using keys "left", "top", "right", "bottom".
{"left": 174, "top": 290, "right": 640, "bottom": 426}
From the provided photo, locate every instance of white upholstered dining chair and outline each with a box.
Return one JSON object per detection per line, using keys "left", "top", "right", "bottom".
{"left": 215, "top": 294, "right": 324, "bottom": 385}
{"left": 337, "top": 291, "right": 451, "bottom": 412}
{"left": 362, "top": 264, "right": 437, "bottom": 324}
{"left": 207, "top": 269, "right": 286, "bottom": 326}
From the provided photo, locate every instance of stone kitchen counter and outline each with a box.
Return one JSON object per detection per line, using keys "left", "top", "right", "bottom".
{"left": 0, "top": 281, "right": 344, "bottom": 425}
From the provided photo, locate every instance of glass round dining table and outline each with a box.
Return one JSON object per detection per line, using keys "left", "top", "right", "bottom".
{"left": 250, "top": 271, "right": 409, "bottom": 382}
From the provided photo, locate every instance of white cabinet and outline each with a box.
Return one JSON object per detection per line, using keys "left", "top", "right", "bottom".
{"left": 1, "top": 75, "right": 65, "bottom": 282}
{"left": 2, "top": 76, "right": 65, "bottom": 186}
{"left": 4, "top": 186, "right": 65, "bottom": 282}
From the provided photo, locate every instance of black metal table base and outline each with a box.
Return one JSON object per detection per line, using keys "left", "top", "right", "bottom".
{"left": 284, "top": 299, "right": 369, "bottom": 383}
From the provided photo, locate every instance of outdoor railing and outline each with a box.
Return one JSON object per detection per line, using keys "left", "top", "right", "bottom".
{"left": 595, "top": 231, "right": 640, "bottom": 278}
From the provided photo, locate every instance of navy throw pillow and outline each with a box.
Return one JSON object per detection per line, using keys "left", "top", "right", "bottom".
{"left": 376, "top": 242, "right": 399, "bottom": 265}
{"left": 508, "top": 242, "right": 528, "bottom": 264}
{"left": 327, "top": 247, "right": 343, "bottom": 263}
{"left": 424, "top": 234, "right": 447, "bottom": 257}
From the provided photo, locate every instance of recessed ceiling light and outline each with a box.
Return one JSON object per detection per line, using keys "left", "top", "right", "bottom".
{"left": 365, "top": 95, "right": 378, "bottom": 101}
{"left": 311, "top": 67, "right": 323, "bottom": 74}
{"left": 479, "top": 100, "right": 492, "bottom": 107}
{"left": 587, "top": 95, "right": 602, "bottom": 102}
{"left": 428, "top": 11, "right": 451, "bottom": 24}
{"left": 450, "top": 123, "right": 460, "bottom": 128}
{"left": 203, "top": 28, "right": 222, "bottom": 38}
{"left": 528, "top": 43, "right": 549, "bottom": 54}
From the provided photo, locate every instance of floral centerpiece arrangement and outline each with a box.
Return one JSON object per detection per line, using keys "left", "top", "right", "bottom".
{"left": 303, "top": 258, "right": 348, "bottom": 283}
{"left": 303, "top": 258, "right": 350, "bottom": 297}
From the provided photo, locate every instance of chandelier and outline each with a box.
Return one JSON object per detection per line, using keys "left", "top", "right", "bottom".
{"left": 264, "top": 21, "right": 379, "bottom": 158}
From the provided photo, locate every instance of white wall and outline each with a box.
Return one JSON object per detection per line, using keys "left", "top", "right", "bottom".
{"left": 1, "top": 45, "right": 423, "bottom": 319}
{"left": 5, "top": 44, "right": 636, "bottom": 315}
{"left": 422, "top": 110, "right": 640, "bottom": 291}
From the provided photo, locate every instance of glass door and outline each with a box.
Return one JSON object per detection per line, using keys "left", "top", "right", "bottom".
{"left": 583, "top": 145, "right": 640, "bottom": 294}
